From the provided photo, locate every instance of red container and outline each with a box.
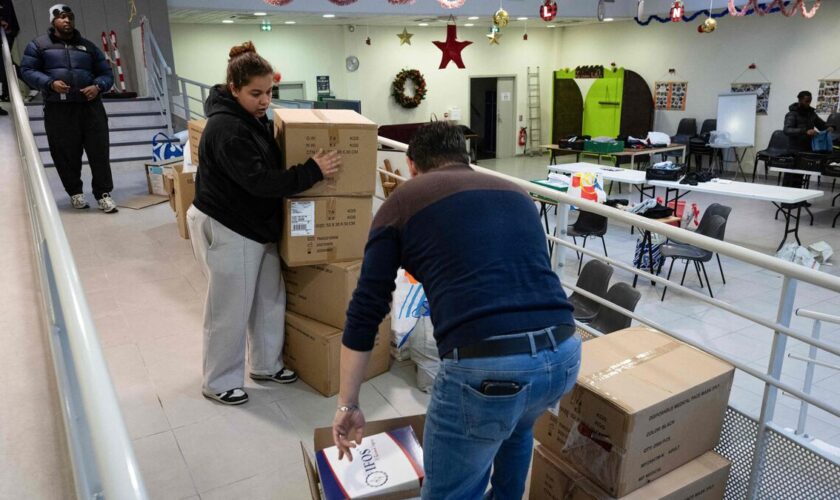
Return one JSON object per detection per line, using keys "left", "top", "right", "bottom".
{"left": 667, "top": 200, "right": 686, "bottom": 218}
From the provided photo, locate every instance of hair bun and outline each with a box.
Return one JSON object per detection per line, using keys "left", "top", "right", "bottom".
{"left": 229, "top": 41, "right": 257, "bottom": 59}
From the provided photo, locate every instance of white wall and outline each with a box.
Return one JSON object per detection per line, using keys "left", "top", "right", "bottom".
{"left": 170, "top": 23, "right": 559, "bottom": 153}
{"left": 555, "top": 2, "right": 840, "bottom": 155}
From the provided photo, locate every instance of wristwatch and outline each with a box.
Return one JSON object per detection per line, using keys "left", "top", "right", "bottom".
{"left": 338, "top": 404, "right": 359, "bottom": 413}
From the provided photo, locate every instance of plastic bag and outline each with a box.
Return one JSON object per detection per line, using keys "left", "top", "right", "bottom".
{"left": 681, "top": 203, "right": 701, "bottom": 230}
{"left": 567, "top": 172, "right": 606, "bottom": 204}
{"left": 775, "top": 243, "right": 818, "bottom": 270}
{"left": 633, "top": 238, "right": 664, "bottom": 272}
{"left": 152, "top": 132, "right": 184, "bottom": 162}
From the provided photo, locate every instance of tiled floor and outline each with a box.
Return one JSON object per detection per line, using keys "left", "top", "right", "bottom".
{"left": 29, "top": 152, "right": 840, "bottom": 497}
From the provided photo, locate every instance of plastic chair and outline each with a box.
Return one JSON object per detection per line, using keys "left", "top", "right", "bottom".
{"left": 689, "top": 119, "right": 721, "bottom": 170}
{"left": 671, "top": 203, "right": 732, "bottom": 284}
{"left": 660, "top": 215, "right": 727, "bottom": 301}
{"left": 664, "top": 118, "right": 697, "bottom": 163}
{"left": 753, "top": 130, "right": 795, "bottom": 183}
{"left": 568, "top": 210, "right": 609, "bottom": 274}
{"left": 589, "top": 282, "right": 642, "bottom": 334}
{"left": 568, "top": 260, "right": 614, "bottom": 323}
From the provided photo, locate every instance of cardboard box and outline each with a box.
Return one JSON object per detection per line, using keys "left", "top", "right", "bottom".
{"left": 273, "top": 109, "right": 378, "bottom": 197}
{"left": 281, "top": 196, "right": 372, "bottom": 267}
{"left": 284, "top": 311, "right": 391, "bottom": 397}
{"left": 534, "top": 327, "right": 734, "bottom": 497}
{"left": 530, "top": 445, "right": 730, "bottom": 500}
{"left": 171, "top": 163, "right": 197, "bottom": 239}
{"left": 283, "top": 261, "right": 362, "bottom": 329}
{"left": 164, "top": 172, "right": 176, "bottom": 211}
{"left": 188, "top": 119, "right": 206, "bottom": 166}
{"left": 145, "top": 159, "right": 180, "bottom": 196}
{"left": 303, "top": 415, "right": 425, "bottom": 500}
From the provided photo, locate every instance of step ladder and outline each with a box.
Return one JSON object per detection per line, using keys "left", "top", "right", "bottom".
{"left": 526, "top": 66, "right": 544, "bottom": 156}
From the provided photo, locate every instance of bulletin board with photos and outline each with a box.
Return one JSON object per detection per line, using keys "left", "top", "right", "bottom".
{"left": 816, "top": 79, "right": 840, "bottom": 114}
{"left": 654, "top": 81, "right": 688, "bottom": 111}
{"left": 731, "top": 82, "right": 771, "bottom": 115}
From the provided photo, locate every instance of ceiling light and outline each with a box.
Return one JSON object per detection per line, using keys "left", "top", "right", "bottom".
{"left": 323, "top": 14, "right": 335, "bottom": 18}
{"left": 468, "top": 16, "right": 479, "bottom": 20}
{"left": 546, "top": 24, "right": 556, "bottom": 28}
{"left": 464, "top": 23, "right": 474, "bottom": 27}
{"left": 285, "top": 21, "right": 296, "bottom": 24}
{"left": 604, "top": 18, "right": 615, "bottom": 22}
{"left": 222, "top": 19, "right": 234, "bottom": 24}
{"left": 418, "top": 23, "right": 429, "bottom": 26}
{"left": 254, "top": 12, "right": 267, "bottom": 16}
{"left": 517, "top": 17, "right": 528, "bottom": 21}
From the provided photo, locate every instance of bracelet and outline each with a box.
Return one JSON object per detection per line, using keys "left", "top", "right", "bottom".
{"left": 338, "top": 404, "right": 359, "bottom": 413}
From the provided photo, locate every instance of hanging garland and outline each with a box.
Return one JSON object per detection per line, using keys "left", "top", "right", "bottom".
{"left": 392, "top": 69, "right": 427, "bottom": 109}
{"left": 327, "top": 0, "right": 358, "bottom": 5}
{"left": 388, "top": 0, "right": 416, "bottom": 4}
{"left": 263, "top": 0, "right": 293, "bottom": 5}
{"left": 635, "top": 0, "right": 798, "bottom": 25}
{"left": 438, "top": 0, "right": 466, "bottom": 9}
{"left": 728, "top": 0, "right": 820, "bottom": 17}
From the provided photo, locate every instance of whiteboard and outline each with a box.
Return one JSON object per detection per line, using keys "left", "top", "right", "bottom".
{"left": 716, "top": 93, "right": 757, "bottom": 146}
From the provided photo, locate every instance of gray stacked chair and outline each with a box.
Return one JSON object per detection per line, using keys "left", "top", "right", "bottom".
{"left": 660, "top": 215, "right": 727, "bottom": 300}
{"left": 589, "top": 282, "right": 642, "bottom": 334}
{"left": 568, "top": 260, "right": 613, "bottom": 322}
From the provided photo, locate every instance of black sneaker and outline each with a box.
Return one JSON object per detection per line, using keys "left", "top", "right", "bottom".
{"left": 203, "top": 388, "right": 249, "bottom": 405}
{"left": 250, "top": 368, "right": 298, "bottom": 384}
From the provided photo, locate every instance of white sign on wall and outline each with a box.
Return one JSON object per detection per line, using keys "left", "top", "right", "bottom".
{"left": 500, "top": 92, "right": 512, "bottom": 102}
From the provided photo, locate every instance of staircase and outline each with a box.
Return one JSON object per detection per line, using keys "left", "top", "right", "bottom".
{"left": 26, "top": 96, "right": 176, "bottom": 166}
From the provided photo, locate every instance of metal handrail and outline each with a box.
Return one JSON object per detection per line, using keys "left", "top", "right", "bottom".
{"left": 2, "top": 31, "right": 147, "bottom": 499}
{"left": 797, "top": 308, "right": 840, "bottom": 326}
{"left": 377, "top": 136, "right": 840, "bottom": 294}
{"left": 141, "top": 18, "right": 173, "bottom": 135}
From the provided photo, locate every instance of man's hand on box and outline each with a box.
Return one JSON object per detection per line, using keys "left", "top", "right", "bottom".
{"left": 313, "top": 149, "right": 341, "bottom": 178}
{"left": 333, "top": 406, "right": 366, "bottom": 461}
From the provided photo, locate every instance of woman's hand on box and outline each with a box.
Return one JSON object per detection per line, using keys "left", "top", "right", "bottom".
{"left": 313, "top": 149, "right": 342, "bottom": 178}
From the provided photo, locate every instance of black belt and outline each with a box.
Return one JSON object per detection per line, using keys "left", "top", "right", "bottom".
{"left": 443, "top": 327, "right": 573, "bottom": 360}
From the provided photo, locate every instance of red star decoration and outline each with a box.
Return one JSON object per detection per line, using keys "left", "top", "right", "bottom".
{"left": 433, "top": 24, "right": 472, "bottom": 69}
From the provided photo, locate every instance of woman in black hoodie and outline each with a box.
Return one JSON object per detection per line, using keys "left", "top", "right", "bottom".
{"left": 187, "top": 42, "right": 341, "bottom": 405}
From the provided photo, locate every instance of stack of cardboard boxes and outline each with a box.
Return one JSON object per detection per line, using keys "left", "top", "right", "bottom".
{"left": 531, "top": 327, "right": 735, "bottom": 500}
{"left": 276, "top": 109, "right": 389, "bottom": 396}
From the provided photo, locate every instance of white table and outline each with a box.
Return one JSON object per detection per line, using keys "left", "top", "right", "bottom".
{"left": 544, "top": 144, "right": 686, "bottom": 169}
{"left": 650, "top": 178, "right": 824, "bottom": 250}
{"left": 549, "top": 162, "right": 655, "bottom": 202}
{"left": 710, "top": 142, "right": 753, "bottom": 182}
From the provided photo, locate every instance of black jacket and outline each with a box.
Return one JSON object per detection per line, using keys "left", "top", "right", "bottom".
{"left": 784, "top": 102, "right": 827, "bottom": 152}
{"left": 192, "top": 85, "right": 323, "bottom": 243}
{"left": 20, "top": 28, "right": 113, "bottom": 102}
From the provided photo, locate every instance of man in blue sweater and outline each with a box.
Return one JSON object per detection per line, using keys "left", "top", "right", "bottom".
{"left": 20, "top": 4, "right": 117, "bottom": 213}
{"left": 332, "top": 122, "right": 580, "bottom": 499}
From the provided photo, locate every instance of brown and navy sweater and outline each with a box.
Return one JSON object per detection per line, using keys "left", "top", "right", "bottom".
{"left": 342, "top": 163, "right": 574, "bottom": 357}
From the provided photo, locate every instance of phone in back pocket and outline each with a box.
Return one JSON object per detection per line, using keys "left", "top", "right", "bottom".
{"left": 479, "top": 380, "right": 521, "bottom": 396}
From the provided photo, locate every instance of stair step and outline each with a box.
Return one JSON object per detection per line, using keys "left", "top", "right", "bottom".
{"left": 30, "top": 114, "right": 167, "bottom": 134}
{"left": 40, "top": 142, "right": 160, "bottom": 166}
{"left": 33, "top": 127, "right": 173, "bottom": 148}
{"left": 25, "top": 97, "right": 160, "bottom": 118}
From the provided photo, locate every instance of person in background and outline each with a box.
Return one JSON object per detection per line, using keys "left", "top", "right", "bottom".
{"left": 20, "top": 4, "right": 117, "bottom": 212}
{"left": 332, "top": 122, "right": 580, "bottom": 499}
{"left": 784, "top": 90, "right": 834, "bottom": 152}
{"left": 188, "top": 41, "right": 341, "bottom": 405}
{"left": 0, "top": 0, "right": 20, "bottom": 114}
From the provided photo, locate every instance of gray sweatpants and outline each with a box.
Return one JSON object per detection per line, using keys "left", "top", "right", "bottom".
{"left": 187, "top": 206, "right": 286, "bottom": 394}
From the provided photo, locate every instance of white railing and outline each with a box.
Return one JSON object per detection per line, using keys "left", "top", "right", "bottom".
{"left": 2, "top": 31, "right": 148, "bottom": 499}
{"left": 140, "top": 17, "right": 173, "bottom": 136}
{"left": 376, "top": 136, "right": 840, "bottom": 498}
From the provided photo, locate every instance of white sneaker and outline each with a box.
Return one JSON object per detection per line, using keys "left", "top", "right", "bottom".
{"left": 97, "top": 193, "right": 118, "bottom": 213}
{"left": 70, "top": 194, "right": 89, "bottom": 209}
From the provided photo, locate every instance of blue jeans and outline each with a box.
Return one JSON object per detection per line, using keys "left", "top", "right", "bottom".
{"left": 421, "top": 326, "right": 581, "bottom": 500}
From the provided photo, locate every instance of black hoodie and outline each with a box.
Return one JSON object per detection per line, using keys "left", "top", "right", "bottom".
{"left": 784, "top": 102, "right": 827, "bottom": 152}
{"left": 192, "top": 85, "right": 323, "bottom": 243}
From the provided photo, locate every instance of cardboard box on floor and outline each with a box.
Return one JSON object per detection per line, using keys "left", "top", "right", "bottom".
{"left": 284, "top": 260, "right": 362, "bottom": 329}
{"left": 303, "top": 415, "right": 425, "bottom": 500}
{"left": 273, "top": 109, "right": 378, "bottom": 197}
{"left": 530, "top": 445, "right": 730, "bottom": 500}
{"left": 145, "top": 159, "right": 180, "bottom": 196}
{"left": 534, "top": 327, "right": 734, "bottom": 498}
{"left": 281, "top": 196, "right": 372, "bottom": 267}
{"left": 188, "top": 119, "right": 206, "bottom": 166}
{"left": 171, "top": 163, "right": 197, "bottom": 239}
{"left": 284, "top": 311, "right": 391, "bottom": 397}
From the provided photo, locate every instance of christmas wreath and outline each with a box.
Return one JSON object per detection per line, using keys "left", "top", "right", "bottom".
{"left": 392, "top": 69, "right": 427, "bottom": 109}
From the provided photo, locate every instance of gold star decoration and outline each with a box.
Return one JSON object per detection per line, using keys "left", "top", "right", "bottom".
{"left": 397, "top": 27, "right": 414, "bottom": 46}
{"left": 487, "top": 31, "right": 502, "bottom": 45}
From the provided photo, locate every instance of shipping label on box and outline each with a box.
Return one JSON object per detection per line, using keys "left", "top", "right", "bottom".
{"left": 284, "top": 311, "right": 390, "bottom": 397}
{"left": 283, "top": 260, "right": 362, "bottom": 329}
{"left": 281, "top": 196, "right": 372, "bottom": 267}
{"left": 316, "top": 426, "right": 424, "bottom": 500}
{"left": 534, "top": 327, "right": 734, "bottom": 497}
{"left": 274, "top": 109, "right": 378, "bottom": 197}
{"left": 529, "top": 446, "right": 730, "bottom": 500}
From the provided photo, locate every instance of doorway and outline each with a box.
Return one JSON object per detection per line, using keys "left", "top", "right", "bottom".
{"left": 470, "top": 76, "right": 516, "bottom": 160}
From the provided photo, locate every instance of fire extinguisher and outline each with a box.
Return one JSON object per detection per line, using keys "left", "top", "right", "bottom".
{"left": 518, "top": 127, "right": 527, "bottom": 147}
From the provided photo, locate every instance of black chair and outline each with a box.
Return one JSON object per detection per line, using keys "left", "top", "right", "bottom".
{"left": 753, "top": 130, "right": 795, "bottom": 183}
{"left": 569, "top": 260, "right": 613, "bottom": 323}
{"left": 568, "top": 210, "right": 609, "bottom": 274}
{"left": 822, "top": 156, "right": 840, "bottom": 227}
{"left": 688, "top": 119, "right": 721, "bottom": 171}
{"left": 664, "top": 118, "right": 697, "bottom": 162}
{"left": 660, "top": 215, "right": 727, "bottom": 300}
{"left": 589, "top": 282, "right": 642, "bottom": 334}
{"left": 670, "top": 203, "right": 732, "bottom": 284}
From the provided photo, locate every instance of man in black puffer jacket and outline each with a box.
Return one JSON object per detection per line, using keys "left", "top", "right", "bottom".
{"left": 20, "top": 4, "right": 118, "bottom": 213}
{"left": 784, "top": 90, "right": 833, "bottom": 152}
